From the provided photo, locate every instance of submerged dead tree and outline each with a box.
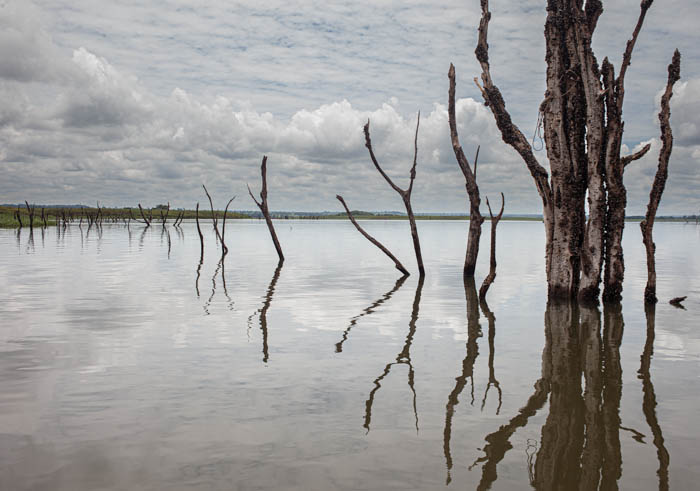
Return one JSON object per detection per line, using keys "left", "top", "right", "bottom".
{"left": 449, "top": 64, "right": 484, "bottom": 278}
{"left": 24, "top": 201, "right": 35, "bottom": 230}
{"left": 336, "top": 195, "right": 410, "bottom": 276}
{"left": 364, "top": 115, "right": 425, "bottom": 276}
{"left": 248, "top": 156, "right": 284, "bottom": 264}
{"left": 479, "top": 193, "right": 505, "bottom": 301}
{"left": 473, "top": 0, "right": 680, "bottom": 302}
{"left": 203, "top": 185, "right": 234, "bottom": 257}
{"left": 640, "top": 51, "right": 681, "bottom": 304}
{"left": 195, "top": 203, "right": 204, "bottom": 261}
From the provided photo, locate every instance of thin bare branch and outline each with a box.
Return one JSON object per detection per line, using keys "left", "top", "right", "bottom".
{"left": 220, "top": 196, "right": 236, "bottom": 257}
{"left": 479, "top": 193, "right": 505, "bottom": 301}
{"left": 617, "top": 0, "right": 655, "bottom": 110}
{"left": 474, "top": 1, "right": 551, "bottom": 205}
{"left": 337, "top": 195, "right": 409, "bottom": 276}
{"left": 195, "top": 202, "right": 204, "bottom": 262}
{"left": 202, "top": 184, "right": 224, "bottom": 244}
{"left": 137, "top": 203, "right": 151, "bottom": 227}
{"left": 364, "top": 120, "right": 404, "bottom": 195}
{"left": 408, "top": 112, "right": 420, "bottom": 196}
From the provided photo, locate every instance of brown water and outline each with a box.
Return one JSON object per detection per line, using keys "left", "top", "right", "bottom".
{"left": 1, "top": 220, "right": 699, "bottom": 490}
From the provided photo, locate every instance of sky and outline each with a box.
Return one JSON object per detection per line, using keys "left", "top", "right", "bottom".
{"left": 1, "top": 0, "right": 699, "bottom": 214}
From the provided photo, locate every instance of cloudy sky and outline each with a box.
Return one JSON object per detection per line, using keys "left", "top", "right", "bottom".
{"left": 1, "top": 0, "right": 699, "bottom": 214}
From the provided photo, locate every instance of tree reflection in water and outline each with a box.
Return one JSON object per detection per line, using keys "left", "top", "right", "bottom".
{"left": 640, "top": 303, "right": 670, "bottom": 491}
{"left": 247, "top": 263, "right": 283, "bottom": 363}
{"left": 364, "top": 277, "right": 424, "bottom": 434}
{"left": 469, "top": 301, "right": 631, "bottom": 490}
{"left": 335, "top": 275, "right": 407, "bottom": 353}
{"left": 444, "top": 278, "right": 483, "bottom": 484}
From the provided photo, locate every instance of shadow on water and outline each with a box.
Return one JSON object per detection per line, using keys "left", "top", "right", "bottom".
{"left": 467, "top": 301, "right": 642, "bottom": 490}
{"left": 444, "top": 277, "right": 483, "bottom": 484}
{"left": 247, "top": 263, "right": 283, "bottom": 363}
{"left": 640, "top": 303, "right": 670, "bottom": 491}
{"left": 364, "top": 277, "right": 424, "bottom": 434}
{"left": 335, "top": 275, "right": 408, "bottom": 353}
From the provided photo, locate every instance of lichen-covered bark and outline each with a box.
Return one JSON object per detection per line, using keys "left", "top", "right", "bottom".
{"left": 474, "top": 0, "right": 664, "bottom": 302}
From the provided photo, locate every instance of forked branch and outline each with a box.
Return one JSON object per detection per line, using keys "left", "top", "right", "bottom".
{"left": 479, "top": 193, "right": 505, "bottom": 301}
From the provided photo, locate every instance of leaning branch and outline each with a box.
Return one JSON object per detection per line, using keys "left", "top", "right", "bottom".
{"left": 336, "top": 195, "right": 410, "bottom": 276}
{"left": 474, "top": 0, "right": 551, "bottom": 204}
{"left": 617, "top": 0, "right": 655, "bottom": 111}
{"left": 137, "top": 204, "right": 151, "bottom": 227}
{"left": 248, "top": 156, "right": 284, "bottom": 264}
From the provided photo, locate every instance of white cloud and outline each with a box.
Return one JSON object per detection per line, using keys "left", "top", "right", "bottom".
{"left": 1, "top": 0, "right": 699, "bottom": 214}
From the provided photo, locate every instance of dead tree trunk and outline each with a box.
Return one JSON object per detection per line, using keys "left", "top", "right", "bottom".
{"left": 364, "top": 115, "right": 425, "bottom": 276}
{"left": 474, "top": 0, "right": 676, "bottom": 303}
{"left": 41, "top": 208, "right": 47, "bottom": 228}
{"left": 248, "top": 156, "right": 284, "bottom": 264}
{"left": 202, "top": 184, "right": 228, "bottom": 255}
{"left": 479, "top": 193, "right": 504, "bottom": 301}
{"left": 640, "top": 51, "right": 681, "bottom": 304}
{"left": 220, "top": 196, "right": 236, "bottom": 258}
{"left": 196, "top": 202, "right": 204, "bottom": 262}
{"left": 15, "top": 206, "right": 22, "bottom": 229}
{"left": 159, "top": 202, "right": 170, "bottom": 228}
{"left": 337, "top": 195, "right": 410, "bottom": 276}
{"left": 137, "top": 204, "right": 151, "bottom": 227}
{"left": 24, "top": 201, "right": 35, "bottom": 230}
{"left": 449, "top": 64, "right": 484, "bottom": 278}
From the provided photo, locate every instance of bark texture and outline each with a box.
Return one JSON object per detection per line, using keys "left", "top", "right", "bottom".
{"left": 473, "top": 0, "right": 673, "bottom": 302}
{"left": 448, "top": 64, "right": 484, "bottom": 278}
{"left": 640, "top": 51, "right": 681, "bottom": 304}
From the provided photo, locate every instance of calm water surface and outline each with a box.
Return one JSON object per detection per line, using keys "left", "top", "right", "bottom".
{"left": 1, "top": 220, "right": 699, "bottom": 490}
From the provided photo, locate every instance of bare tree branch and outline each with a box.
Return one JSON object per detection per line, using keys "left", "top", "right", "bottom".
{"left": 363, "top": 117, "right": 425, "bottom": 276}
{"left": 137, "top": 204, "right": 151, "bottom": 227}
{"left": 249, "top": 156, "right": 284, "bottom": 264}
{"left": 337, "top": 195, "right": 410, "bottom": 276}
{"left": 641, "top": 50, "right": 681, "bottom": 304}
{"left": 622, "top": 143, "right": 652, "bottom": 167}
{"left": 479, "top": 193, "right": 505, "bottom": 301}
{"left": 449, "top": 63, "right": 484, "bottom": 277}
{"left": 475, "top": 0, "right": 552, "bottom": 207}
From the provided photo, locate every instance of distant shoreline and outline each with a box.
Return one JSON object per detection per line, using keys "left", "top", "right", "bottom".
{"left": 2, "top": 205, "right": 697, "bottom": 229}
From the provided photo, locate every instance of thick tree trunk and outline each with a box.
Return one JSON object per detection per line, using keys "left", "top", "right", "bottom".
{"left": 475, "top": 0, "right": 661, "bottom": 302}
